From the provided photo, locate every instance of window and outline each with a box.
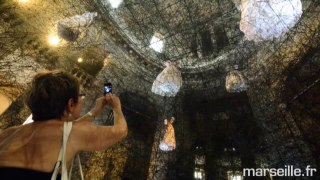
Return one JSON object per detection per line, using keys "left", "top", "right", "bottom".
{"left": 149, "top": 33, "right": 164, "bottom": 53}
{"left": 108, "top": 0, "right": 123, "bottom": 8}
{"left": 227, "top": 171, "right": 242, "bottom": 180}
{"left": 194, "top": 167, "right": 205, "bottom": 180}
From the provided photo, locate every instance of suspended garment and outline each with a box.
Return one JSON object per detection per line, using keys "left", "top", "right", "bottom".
{"left": 159, "top": 118, "right": 176, "bottom": 151}
{"left": 240, "top": 0, "right": 302, "bottom": 41}
{"left": 57, "top": 12, "right": 97, "bottom": 41}
{"left": 225, "top": 70, "right": 248, "bottom": 93}
{"left": 151, "top": 62, "right": 182, "bottom": 97}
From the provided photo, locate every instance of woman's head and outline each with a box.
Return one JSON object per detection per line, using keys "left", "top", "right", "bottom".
{"left": 25, "top": 70, "right": 81, "bottom": 121}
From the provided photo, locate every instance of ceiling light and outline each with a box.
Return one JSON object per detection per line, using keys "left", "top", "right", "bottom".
{"left": 240, "top": 0, "right": 302, "bottom": 41}
{"left": 108, "top": 0, "right": 123, "bottom": 8}
{"left": 151, "top": 62, "right": 182, "bottom": 97}
{"left": 77, "top": 57, "right": 83, "bottom": 63}
{"left": 149, "top": 33, "right": 164, "bottom": 53}
{"left": 48, "top": 35, "right": 60, "bottom": 46}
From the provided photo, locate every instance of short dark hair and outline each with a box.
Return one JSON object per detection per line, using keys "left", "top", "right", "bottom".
{"left": 25, "top": 70, "right": 80, "bottom": 121}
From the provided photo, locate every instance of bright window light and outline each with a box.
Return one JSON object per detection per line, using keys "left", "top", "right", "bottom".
{"left": 194, "top": 168, "right": 205, "bottom": 180}
{"left": 228, "top": 171, "right": 243, "bottom": 180}
{"left": 48, "top": 35, "right": 60, "bottom": 46}
{"left": 230, "top": 175, "right": 242, "bottom": 180}
{"left": 194, "top": 171, "right": 202, "bottom": 179}
{"left": 108, "top": 0, "right": 123, "bottom": 8}
{"left": 149, "top": 33, "right": 164, "bottom": 53}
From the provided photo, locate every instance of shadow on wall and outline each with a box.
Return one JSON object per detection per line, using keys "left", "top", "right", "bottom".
{"left": 112, "top": 92, "right": 158, "bottom": 179}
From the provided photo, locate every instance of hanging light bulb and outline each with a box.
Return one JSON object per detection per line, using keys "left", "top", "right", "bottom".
{"left": 225, "top": 70, "right": 247, "bottom": 93}
{"left": 240, "top": 0, "right": 302, "bottom": 41}
{"left": 57, "top": 12, "right": 97, "bottom": 41}
{"left": 151, "top": 62, "right": 182, "bottom": 97}
{"left": 159, "top": 117, "right": 176, "bottom": 151}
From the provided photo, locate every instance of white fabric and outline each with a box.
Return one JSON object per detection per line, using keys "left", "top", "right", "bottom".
{"left": 240, "top": 0, "right": 302, "bottom": 41}
{"left": 225, "top": 71, "right": 248, "bottom": 93}
{"left": 51, "top": 122, "right": 83, "bottom": 180}
{"left": 151, "top": 62, "right": 182, "bottom": 97}
{"left": 159, "top": 142, "right": 175, "bottom": 151}
{"left": 57, "top": 12, "right": 97, "bottom": 41}
{"left": 58, "top": 12, "right": 97, "bottom": 29}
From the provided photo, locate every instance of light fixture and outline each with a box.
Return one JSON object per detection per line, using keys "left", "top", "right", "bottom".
{"left": 48, "top": 35, "right": 60, "bottom": 46}
{"left": 57, "top": 12, "right": 97, "bottom": 42}
{"left": 159, "top": 117, "right": 176, "bottom": 151}
{"left": 151, "top": 62, "right": 182, "bottom": 97}
{"left": 108, "top": 0, "right": 123, "bottom": 8}
{"left": 149, "top": 33, "right": 164, "bottom": 53}
{"left": 225, "top": 70, "right": 247, "bottom": 93}
{"left": 240, "top": 0, "right": 302, "bottom": 41}
{"left": 77, "top": 57, "right": 83, "bottom": 63}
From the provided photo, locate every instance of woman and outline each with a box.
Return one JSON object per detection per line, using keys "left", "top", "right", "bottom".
{"left": 0, "top": 70, "right": 127, "bottom": 179}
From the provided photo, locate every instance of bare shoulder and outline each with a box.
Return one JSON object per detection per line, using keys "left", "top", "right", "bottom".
{"left": 0, "top": 126, "right": 20, "bottom": 139}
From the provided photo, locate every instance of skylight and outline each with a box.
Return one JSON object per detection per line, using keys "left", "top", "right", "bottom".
{"left": 108, "top": 0, "right": 123, "bottom": 8}
{"left": 149, "top": 33, "right": 164, "bottom": 53}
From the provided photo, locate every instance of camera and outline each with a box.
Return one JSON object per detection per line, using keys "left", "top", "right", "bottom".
{"left": 104, "top": 83, "right": 112, "bottom": 95}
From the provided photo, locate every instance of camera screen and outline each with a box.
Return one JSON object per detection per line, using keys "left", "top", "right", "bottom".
{"left": 104, "top": 83, "right": 112, "bottom": 94}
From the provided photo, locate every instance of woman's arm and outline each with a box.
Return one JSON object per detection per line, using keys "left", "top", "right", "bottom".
{"left": 73, "top": 94, "right": 128, "bottom": 151}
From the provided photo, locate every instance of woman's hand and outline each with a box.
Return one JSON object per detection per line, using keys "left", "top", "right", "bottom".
{"left": 105, "top": 93, "right": 122, "bottom": 111}
{"left": 91, "top": 96, "right": 107, "bottom": 116}
{"left": 91, "top": 94, "right": 122, "bottom": 116}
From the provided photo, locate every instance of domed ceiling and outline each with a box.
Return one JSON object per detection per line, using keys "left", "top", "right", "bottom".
{"left": 95, "top": 0, "right": 251, "bottom": 73}
{"left": 96, "top": 0, "right": 244, "bottom": 70}
{"left": 0, "top": 0, "right": 314, "bottom": 98}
